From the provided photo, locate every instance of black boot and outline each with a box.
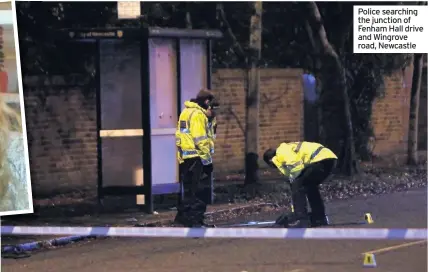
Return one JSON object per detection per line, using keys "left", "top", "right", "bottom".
{"left": 174, "top": 199, "right": 197, "bottom": 227}
{"left": 175, "top": 197, "right": 208, "bottom": 227}
{"left": 287, "top": 216, "right": 311, "bottom": 228}
{"left": 173, "top": 211, "right": 191, "bottom": 227}
{"left": 274, "top": 213, "right": 289, "bottom": 227}
{"left": 274, "top": 213, "right": 311, "bottom": 228}
{"left": 309, "top": 212, "right": 329, "bottom": 227}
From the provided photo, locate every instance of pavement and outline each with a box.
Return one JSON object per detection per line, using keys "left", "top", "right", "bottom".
{"left": 1, "top": 201, "right": 276, "bottom": 248}
{"left": 2, "top": 188, "right": 427, "bottom": 272}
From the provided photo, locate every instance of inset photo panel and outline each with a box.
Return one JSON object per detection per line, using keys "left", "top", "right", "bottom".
{"left": 0, "top": 0, "right": 33, "bottom": 216}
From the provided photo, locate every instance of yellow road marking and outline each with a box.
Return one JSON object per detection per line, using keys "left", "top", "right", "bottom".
{"left": 363, "top": 240, "right": 427, "bottom": 255}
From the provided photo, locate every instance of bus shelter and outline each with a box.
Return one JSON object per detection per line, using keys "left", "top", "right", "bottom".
{"left": 54, "top": 27, "right": 223, "bottom": 213}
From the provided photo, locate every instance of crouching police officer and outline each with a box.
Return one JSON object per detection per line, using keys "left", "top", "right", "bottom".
{"left": 263, "top": 141, "right": 338, "bottom": 228}
{"left": 175, "top": 89, "right": 216, "bottom": 227}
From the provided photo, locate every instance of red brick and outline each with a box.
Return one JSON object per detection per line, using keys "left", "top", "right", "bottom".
{"left": 212, "top": 69, "right": 304, "bottom": 172}
{"left": 23, "top": 67, "right": 418, "bottom": 194}
{"left": 371, "top": 70, "right": 412, "bottom": 156}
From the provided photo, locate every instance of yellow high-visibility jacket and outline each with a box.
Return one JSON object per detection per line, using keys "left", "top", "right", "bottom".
{"left": 272, "top": 141, "right": 337, "bottom": 181}
{"left": 176, "top": 101, "right": 212, "bottom": 165}
{"left": 207, "top": 116, "right": 217, "bottom": 154}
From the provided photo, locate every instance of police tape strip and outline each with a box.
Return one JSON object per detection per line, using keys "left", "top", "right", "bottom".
{"left": 1, "top": 226, "right": 427, "bottom": 240}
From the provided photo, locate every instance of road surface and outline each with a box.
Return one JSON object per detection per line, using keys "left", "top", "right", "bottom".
{"left": 3, "top": 189, "right": 427, "bottom": 272}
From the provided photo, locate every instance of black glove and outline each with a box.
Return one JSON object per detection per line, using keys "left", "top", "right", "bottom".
{"left": 203, "top": 164, "right": 213, "bottom": 175}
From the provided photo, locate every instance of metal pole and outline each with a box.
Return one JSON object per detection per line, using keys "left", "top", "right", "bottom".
{"left": 206, "top": 39, "right": 214, "bottom": 205}
{"left": 175, "top": 38, "right": 184, "bottom": 205}
{"left": 95, "top": 40, "right": 103, "bottom": 207}
{"left": 141, "top": 31, "right": 153, "bottom": 214}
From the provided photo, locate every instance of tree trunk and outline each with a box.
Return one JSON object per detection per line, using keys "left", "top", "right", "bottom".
{"left": 305, "top": 2, "right": 359, "bottom": 175}
{"left": 407, "top": 53, "right": 423, "bottom": 165}
{"left": 244, "top": 1, "right": 262, "bottom": 185}
{"left": 337, "top": 62, "right": 359, "bottom": 175}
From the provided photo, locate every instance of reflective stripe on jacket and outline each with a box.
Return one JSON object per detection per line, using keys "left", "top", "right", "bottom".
{"left": 207, "top": 117, "right": 217, "bottom": 154}
{"left": 272, "top": 141, "right": 337, "bottom": 181}
{"left": 176, "top": 101, "right": 212, "bottom": 165}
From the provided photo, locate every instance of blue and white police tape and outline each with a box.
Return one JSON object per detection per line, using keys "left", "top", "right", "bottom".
{"left": 2, "top": 226, "right": 427, "bottom": 240}
{"left": 224, "top": 220, "right": 367, "bottom": 228}
{"left": 2, "top": 236, "right": 87, "bottom": 253}
{"left": 224, "top": 221, "right": 277, "bottom": 227}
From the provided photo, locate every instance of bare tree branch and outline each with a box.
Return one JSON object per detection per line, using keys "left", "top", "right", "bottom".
{"left": 216, "top": 3, "right": 247, "bottom": 64}
{"left": 306, "top": 2, "right": 337, "bottom": 59}
{"left": 185, "top": 2, "right": 192, "bottom": 29}
{"left": 304, "top": 20, "right": 317, "bottom": 51}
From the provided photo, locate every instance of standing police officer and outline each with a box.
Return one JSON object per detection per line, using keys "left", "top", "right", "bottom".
{"left": 175, "top": 89, "right": 216, "bottom": 227}
{"left": 263, "top": 141, "right": 338, "bottom": 228}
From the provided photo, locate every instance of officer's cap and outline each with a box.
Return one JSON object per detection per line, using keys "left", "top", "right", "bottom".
{"left": 196, "top": 89, "right": 220, "bottom": 108}
{"left": 196, "top": 89, "right": 215, "bottom": 100}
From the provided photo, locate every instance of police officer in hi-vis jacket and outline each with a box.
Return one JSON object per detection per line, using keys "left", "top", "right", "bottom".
{"left": 263, "top": 141, "right": 338, "bottom": 228}
{"left": 175, "top": 89, "right": 217, "bottom": 227}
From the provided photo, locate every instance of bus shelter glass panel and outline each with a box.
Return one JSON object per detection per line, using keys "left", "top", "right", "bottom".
{"left": 148, "top": 38, "right": 179, "bottom": 194}
{"left": 102, "top": 137, "right": 143, "bottom": 187}
{"left": 99, "top": 40, "right": 144, "bottom": 190}
{"left": 179, "top": 39, "right": 207, "bottom": 105}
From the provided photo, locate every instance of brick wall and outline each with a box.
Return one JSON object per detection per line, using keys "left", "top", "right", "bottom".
{"left": 23, "top": 69, "right": 303, "bottom": 194}
{"left": 371, "top": 71, "right": 411, "bottom": 155}
{"left": 370, "top": 64, "right": 427, "bottom": 156}
{"left": 212, "top": 69, "right": 304, "bottom": 172}
{"left": 23, "top": 76, "right": 97, "bottom": 195}
{"left": 24, "top": 68, "right": 417, "bottom": 195}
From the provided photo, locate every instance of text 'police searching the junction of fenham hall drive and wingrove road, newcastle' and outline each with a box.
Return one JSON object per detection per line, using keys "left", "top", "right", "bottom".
{"left": 356, "top": 7, "right": 424, "bottom": 51}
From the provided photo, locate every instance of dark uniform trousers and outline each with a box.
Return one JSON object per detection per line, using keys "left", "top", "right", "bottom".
{"left": 291, "top": 158, "right": 337, "bottom": 220}
{"left": 175, "top": 157, "right": 211, "bottom": 227}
